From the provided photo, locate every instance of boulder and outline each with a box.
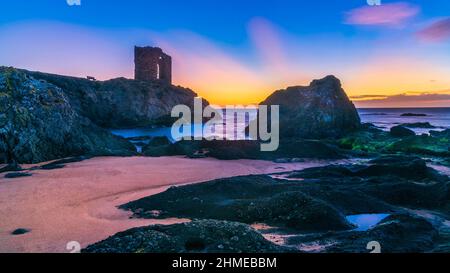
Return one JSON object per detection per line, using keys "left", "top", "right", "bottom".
{"left": 387, "top": 134, "right": 450, "bottom": 157}
{"left": 258, "top": 75, "right": 360, "bottom": 139}
{"left": 11, "top": 228, "right": 31, "bottom": 235}
{"left": 287, "top": 214, "right": 438, "bottom": 253}
{"left": 142, "top": 138, "right": 200, "bottom": 157}
{"left": 142, "top": 137, "right": 343, "bottom": 160}
{"left": 284, "top": 156, "right": 449, "bottom": 210}
{"left": 147, "top": 136, "right": 172, "bottom": 146}
{"left": 390, "top": 125, "right": 415, "bottom": 138}
{"left": 82, "top": 220, "right": 291, "bottom": 253}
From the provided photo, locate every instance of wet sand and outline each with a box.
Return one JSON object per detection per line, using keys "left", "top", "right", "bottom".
{"left": 0, "top": 156, "right": 332, "bottom": 253}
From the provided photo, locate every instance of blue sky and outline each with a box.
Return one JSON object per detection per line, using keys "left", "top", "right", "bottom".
{"left": 1, "top": 1, "right": 448, "bottom": 37}
{"left": 1, "top": 0, "right": 450, "bottom": 106}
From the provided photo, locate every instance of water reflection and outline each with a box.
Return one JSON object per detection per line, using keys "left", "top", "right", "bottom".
{"left": 346, "top": 213, "right": 390, "bottom": 231}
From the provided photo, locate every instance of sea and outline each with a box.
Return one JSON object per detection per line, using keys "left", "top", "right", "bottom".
{"left": 111, "top": 107, "right": 450, "bottom": 141}
{"left": 358, "top": 107, "right": 450, "bottom": 135}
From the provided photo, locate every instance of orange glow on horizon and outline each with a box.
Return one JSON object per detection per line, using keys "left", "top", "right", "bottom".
{"left": 1, "top": 21, "right": 449, "bottom": 108}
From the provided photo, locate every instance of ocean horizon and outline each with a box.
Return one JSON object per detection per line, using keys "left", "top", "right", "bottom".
{"left": 111, "top": 107, "right": 450, "bottom": 142}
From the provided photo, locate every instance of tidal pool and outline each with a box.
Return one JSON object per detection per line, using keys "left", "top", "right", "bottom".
{"left": 346, "top": 213, "right": 390, "bottom": 231}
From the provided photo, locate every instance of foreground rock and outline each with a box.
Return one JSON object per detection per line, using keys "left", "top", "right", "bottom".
{"left": 4, "top": 172, "right": 32, "bottom": 179}
{"left": 0, "top": 67, "right": 136, "bottom": 163}
{"left": 123, "top": 177, "right": 353, "bottom": 232}
{"left": 83, "top": 220, "right": 292, "bottom": 253}
{"left": 287, "top": 214, "right": 438, "bottom": 253}
{"left": 142, "top": 138, "right": 343, "bottom": 160}
{"left": 287, "top": 155, "right": 449, "bottom": 210}
{"left": 258, "top": 75, "right": 360, "bottom": 139}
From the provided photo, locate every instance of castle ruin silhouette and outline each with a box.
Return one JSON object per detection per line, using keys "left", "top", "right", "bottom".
{"left": 134, "top": 46, "right": 172, "bottom": 84}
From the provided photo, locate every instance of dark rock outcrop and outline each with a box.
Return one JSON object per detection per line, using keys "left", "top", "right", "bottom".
{"left": 401, "top": 122, "right": 436, "bottom": 129}
{"left": 83, "top": 220, "right": 291, "bottom": 253}
{"left": 4, "top": 172, "right": 32, "bottom": 179}
{"left": 121, "top": 175, "right": 354, "bottom": 232}
{"left": 11, "top": 228, "right": 31, "bottom": 235}
{"left": 0, "top": 67, "right": 136, "bottom": 163}
{"left": 258, "top": 75, "right": 360, "bottom": 139}
{"left": 390, "top": 125, "right": 416, "bottom": 138}
{"left": 338, "top": 125, "right": 450, "bottom": 157}
{"left": 122, "top": 155, "right": 448, "bottom": 226}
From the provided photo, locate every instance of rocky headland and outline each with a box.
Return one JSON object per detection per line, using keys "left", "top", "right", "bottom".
{"left": 0, "top": 67, "right": 206, "bottom": 164}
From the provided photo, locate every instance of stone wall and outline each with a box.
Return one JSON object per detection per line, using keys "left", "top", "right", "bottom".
{"left": 134, "top": 46, "right": 172, "bottom": 84}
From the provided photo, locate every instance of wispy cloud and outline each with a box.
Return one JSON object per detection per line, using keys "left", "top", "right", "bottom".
{"left": 345, "top": 2, "right": 419, "bottom": 26}
{"left": 247, "top": 17, "right": 291, "bottom": 76}
{"left": 417, "top": 17, "right": 450, "bottom": 42}
{"left": 350, "top": 94, "right": 388, "bottom": 100}
{"left": 353, "top": 92, "right": 450, "bottom": 108}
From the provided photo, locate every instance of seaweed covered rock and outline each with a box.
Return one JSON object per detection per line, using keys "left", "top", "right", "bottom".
{"left": 289, "top": 156, "right": 450, "bottom": 209}
{"left": 259, "top": 75, "right": 361, "bottom": 139}
{"left": 142, "top": 138, "right": 201, "bottom": 157}
{"left": 386, "top": 134, "right": 450, "bottom": 157}
{"left": 361, "top": 155, "right": 445, "bottom": 181}
{"left": 82, "top": 220, "right": 292, "bottom": 253}
{"left": 0, "top": 67, "right": 136, "bottom": 163}
{"left": 338, "top": 126, "right": 450, "bottom": 158}
{"left": 390, "top": 125, "right": 415, "bottom": 138}
{"left": 121, "top": 175, "right": 353, "bottom": 232}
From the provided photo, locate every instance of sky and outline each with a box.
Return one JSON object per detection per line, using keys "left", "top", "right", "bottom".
{"left": 0, "top": 0, "right": 450, "bottom": 107}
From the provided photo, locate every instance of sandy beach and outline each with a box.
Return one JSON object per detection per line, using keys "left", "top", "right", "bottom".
{"left": 0, "top": 156, "right": 334, "bottom": 253}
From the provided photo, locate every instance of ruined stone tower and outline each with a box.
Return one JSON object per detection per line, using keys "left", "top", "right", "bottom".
{"left": 134, "top": 46, "right": 172, "bottom": 84}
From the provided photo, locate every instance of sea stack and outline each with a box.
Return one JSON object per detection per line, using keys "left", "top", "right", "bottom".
{"left": 261, "top": 75, "right": 361, "bottom": 139}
